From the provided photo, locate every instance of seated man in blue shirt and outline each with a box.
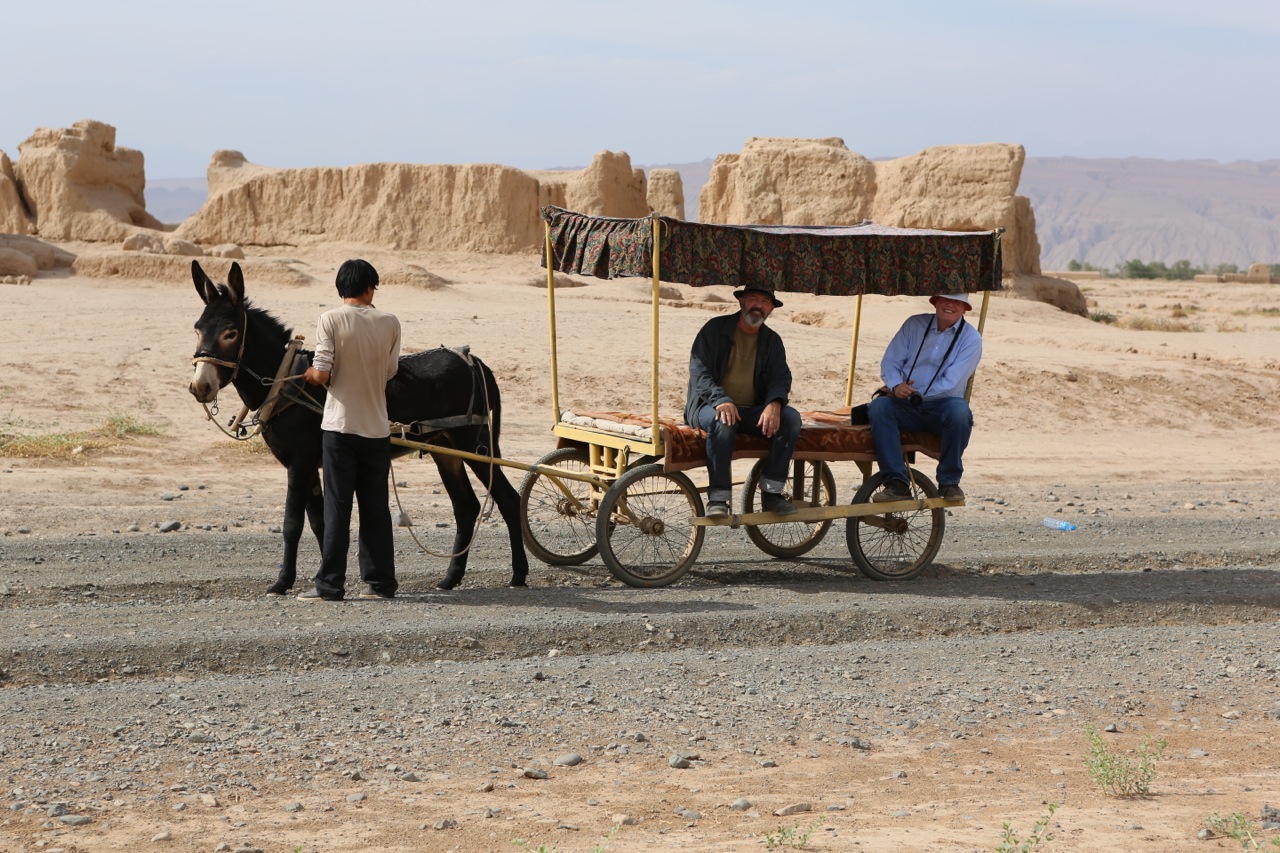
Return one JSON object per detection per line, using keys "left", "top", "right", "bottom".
{"left": 868, "top": 293, "right": 983, "bottom": 503}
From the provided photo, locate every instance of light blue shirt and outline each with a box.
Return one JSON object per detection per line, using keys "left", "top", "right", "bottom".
{"left": 880, "top": 313, "right": 983, "bottom": 400}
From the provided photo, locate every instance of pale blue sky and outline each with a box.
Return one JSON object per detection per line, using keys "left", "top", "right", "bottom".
{"left": 4, "top": 0, "right": 1276, "bottom": 179}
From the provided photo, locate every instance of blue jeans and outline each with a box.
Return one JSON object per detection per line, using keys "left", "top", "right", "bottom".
{"left": 314, "top": 430, "right": 397, "bottom": 598}
{"left": 694, "top": 403, "right": 801, "bottom": 503}
{"left": 868, "top": 395, "right": 973, "bottom": 487}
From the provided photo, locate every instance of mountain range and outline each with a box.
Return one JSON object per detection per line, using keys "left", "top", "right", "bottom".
{"left": 145, "top": 156, "right": 1280, "bottom": 273}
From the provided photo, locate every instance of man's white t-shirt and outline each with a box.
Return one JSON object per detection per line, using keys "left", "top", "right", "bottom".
{"left": 311, "top": 304, "right": 401, "bottom": 438}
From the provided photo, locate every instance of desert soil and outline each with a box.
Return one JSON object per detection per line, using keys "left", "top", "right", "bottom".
{"left": 1, "top": 245, "right": 1279, "bottom": 852}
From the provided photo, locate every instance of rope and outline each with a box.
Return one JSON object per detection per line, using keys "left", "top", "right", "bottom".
{"left": 388, "top": 355, "right": 499, "bottom": 560}
{"left": 201, "top": 401, "right": 259, "bottom": 440}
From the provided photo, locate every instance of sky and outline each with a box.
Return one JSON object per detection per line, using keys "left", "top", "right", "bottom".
{"left": 4, "top": 0, "right": 1277, "bottom": 179}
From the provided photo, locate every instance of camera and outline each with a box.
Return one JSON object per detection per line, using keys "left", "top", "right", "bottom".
{"left": 908, "top": 392, "right": 923, "bottom": 407}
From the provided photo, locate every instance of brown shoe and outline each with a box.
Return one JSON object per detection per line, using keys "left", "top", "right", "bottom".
{"left": 938, "top": 484, "right": 965, "bottom": 501}
{"left": 871, "top": 480, "right": 911, "bottom": 503}
{"left": 297, "top": 587, "right": 342, "bottom": 602}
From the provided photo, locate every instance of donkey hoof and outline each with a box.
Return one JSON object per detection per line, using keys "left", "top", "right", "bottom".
{"left": 509, "top": 577, "right": 528, "bottom": 588}
{"left": 436, "top": 577, "right": 460, "bottom": 591}
{"left": 265, "top": 580, "right": 294, "bottom": 596}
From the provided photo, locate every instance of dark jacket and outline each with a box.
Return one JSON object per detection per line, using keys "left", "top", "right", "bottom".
{"left": 684, "top": 313, "right": 792, "bottom": 425}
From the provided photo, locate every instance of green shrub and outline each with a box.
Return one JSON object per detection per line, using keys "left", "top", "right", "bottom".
{"left": 1082, "top": 724, "right": 1166, "bottom": 797}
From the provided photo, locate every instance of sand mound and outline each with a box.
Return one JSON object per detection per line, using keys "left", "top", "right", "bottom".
{"left": 70, "top": 251, "right": 316, "bottom": 287}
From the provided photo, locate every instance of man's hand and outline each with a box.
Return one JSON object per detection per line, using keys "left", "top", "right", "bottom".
{"left": 892, "top": 381, "right": 916, "bottom": 399}
{"left": 756, "top": 400, "right": 782, "bottom": 437}
{"left": 715, "top": 401, "right": 740, "bottom": 426}
{"left": 304, "top": 366, "right": 330, "bottom": 386}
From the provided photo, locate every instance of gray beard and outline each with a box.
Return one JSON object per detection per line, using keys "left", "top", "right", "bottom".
{"left": 742, "top": 310, "right": 765, "bottom": 328}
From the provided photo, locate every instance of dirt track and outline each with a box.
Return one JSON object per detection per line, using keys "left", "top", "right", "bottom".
{"left": 3, "top": 468, "right": 1279, "bottom": 852}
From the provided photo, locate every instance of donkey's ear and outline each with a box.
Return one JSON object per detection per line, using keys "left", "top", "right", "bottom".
{"left": 191, "top": 260, "right": 218, "bottom": 305}
{"left": 226, "top": 262, "right": 245, "bottom": 306}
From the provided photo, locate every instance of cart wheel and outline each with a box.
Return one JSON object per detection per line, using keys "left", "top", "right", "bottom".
{"left": 596, "top": 463, "right": 704, "bottom": 588}
{"left": 845, "top": 468, "right": 945, "bottom": 581}
{"left": 742, "top": 459, "right": 836, "bottom": 558}
{"left": 518, "top": 447, "right": 599, "bottom": 566}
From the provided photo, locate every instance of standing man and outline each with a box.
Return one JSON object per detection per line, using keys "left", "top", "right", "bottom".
{"left": 299, "top": 259, "right": 402, "bottom": 601}
{"left": 685, "top": 285, "right": 801, "bottom": 519}
{"left": 868, "top": 293, "right": 982, "bottom": 503}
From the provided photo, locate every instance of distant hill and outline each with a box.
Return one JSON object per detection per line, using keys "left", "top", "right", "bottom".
{"left": 146, "top": 157, "right": 1280, "bottom": 270}
{"left": 144, "top": 178, "right": 208, "bottom": 227}
{"left": 1019, "top": 157, "right": 1280, "bottom": 271}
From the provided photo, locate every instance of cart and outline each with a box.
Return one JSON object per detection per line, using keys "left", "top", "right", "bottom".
{"left": 511, "top": 206, "right": 1002, "bottom": 588}
{"left": 382, "top": 206, "right": 1001, "bottom": 587}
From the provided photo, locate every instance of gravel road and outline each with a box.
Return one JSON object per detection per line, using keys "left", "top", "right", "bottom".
{"left": 3, "top": 476, "right": 1279, "bottom": 852}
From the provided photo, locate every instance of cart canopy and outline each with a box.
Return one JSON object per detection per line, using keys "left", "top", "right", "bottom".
{"left": 542, "top": 206, "right": 1002, "bottom": 298}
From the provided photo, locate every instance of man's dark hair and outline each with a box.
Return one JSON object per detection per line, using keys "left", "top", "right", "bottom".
{"left": 335, "top": 259, "right": 379, "bottom": 298}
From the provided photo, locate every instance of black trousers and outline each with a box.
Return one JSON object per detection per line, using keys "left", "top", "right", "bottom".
{"left": 313, "top": 430, "right": 397, "bottom": 597}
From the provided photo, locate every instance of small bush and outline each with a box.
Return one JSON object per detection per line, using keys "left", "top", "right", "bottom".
{"left": 1117, "top": 315, "right": 1202, "bottom": 332}
{"left": 766, "top": 817, "right": 826, "bottom": 849}
{"left": 1082, "top": 724, "right": 1167, "bottom": 797}
{"left": 997, "top": 803, "right": 1057, "bottom": 852}
{"left": 1203, "top": 811, "right": 1280, "bottom": 850}
{"left": 1089, "top": 310, "right": 1117, "bottom": 324}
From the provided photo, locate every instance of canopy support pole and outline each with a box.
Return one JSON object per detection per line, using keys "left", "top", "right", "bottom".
{"left": 545, "top": 223, "right": 561, "bottom": 426}
{"left": 650, "top": 216, "right": 661, "bottom": 435}
{"left": 844, "top": 293, "right": 864, "bottom": 407}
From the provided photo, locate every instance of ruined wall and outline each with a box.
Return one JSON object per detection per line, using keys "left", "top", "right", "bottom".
{"left": 701, "top": 137, "right": 1041, "bottom": 275}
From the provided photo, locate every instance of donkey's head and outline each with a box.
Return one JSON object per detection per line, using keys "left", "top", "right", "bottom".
{"left": 189, "top": 260, "right": 247, "bottom": 403}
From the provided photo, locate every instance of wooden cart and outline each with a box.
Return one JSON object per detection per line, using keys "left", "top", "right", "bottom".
{"left": 511, "top": 206, "right": 1002, "bottom": 587}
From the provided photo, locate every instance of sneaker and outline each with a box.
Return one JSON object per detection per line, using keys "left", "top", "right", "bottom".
{"left": 297, "top": 587, "right": 342, "bottom": 602}
{"left": 705, "top": 501, "right": 730, "bottom": 520}
{"left": 871, "top": 479, "right": 911, "bottom": 503}
{"left": 760, "top": 492, "right": 798, "bottom": 516}
{"left": 938, "top": 483, "right": 965, "bottom": 501}
{"left": 358, "top": 584, "right": 395, "bottom": 600}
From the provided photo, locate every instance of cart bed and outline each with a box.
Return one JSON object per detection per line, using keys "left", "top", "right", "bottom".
{"left": 557, "top": 409, "right": 941, "bottom": 473}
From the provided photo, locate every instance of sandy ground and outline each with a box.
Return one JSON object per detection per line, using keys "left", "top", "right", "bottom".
{"left": 2, "top": 243, "right": 1280, "bottom": 852}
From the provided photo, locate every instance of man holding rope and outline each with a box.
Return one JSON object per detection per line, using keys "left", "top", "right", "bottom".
{"left": 299, "top": 259, "right": 402, "bottom": 601}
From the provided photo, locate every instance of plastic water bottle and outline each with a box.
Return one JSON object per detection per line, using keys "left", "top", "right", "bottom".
{"left": 1043, "top": 517, "right": 1077, "bottom": 531}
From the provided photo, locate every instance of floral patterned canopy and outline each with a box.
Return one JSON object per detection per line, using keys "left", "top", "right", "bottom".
{"left": 541, "top": 206, "right": 1002, "bottom": 298}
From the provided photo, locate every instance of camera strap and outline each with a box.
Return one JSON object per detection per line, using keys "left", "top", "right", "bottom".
{"left": 906, "top": 317, "right": 965, "bottom": 399}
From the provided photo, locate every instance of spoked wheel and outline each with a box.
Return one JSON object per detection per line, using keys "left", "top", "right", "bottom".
{"left": 742, "top": 459, "right": 837, "bottom": 558}
{"left": 846, "top": 468, "right": 945, "bottom": 581}
{"left": 597, "top": 463, "right": 704, "bottom": 588}
{"left": 518, "top": 447, "right": 600, "bottom": 566}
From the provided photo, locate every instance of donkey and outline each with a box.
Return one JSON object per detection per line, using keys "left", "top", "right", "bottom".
{"left": 187, "top": 260, "right": 529, "bottom": 592}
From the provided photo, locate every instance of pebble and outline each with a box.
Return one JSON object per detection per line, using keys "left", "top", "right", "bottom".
{"left": 159, "top": 521, "right": 182, "bottom": 532}
{"left": 554, "top": 753, "right": 584, "bottom": 766}
{"left": 730, "top": 798, "right": 752, "bottom": 811}
{"left": 775, "top": 802, "right": 812, "bottom": 816}
{"left": 523, "top": 768, "right": 548, "bottom": 779}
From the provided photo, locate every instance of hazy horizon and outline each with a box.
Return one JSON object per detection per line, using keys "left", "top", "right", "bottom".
{"left": 4, "top": 0, "right": 1275, "bottom": 180}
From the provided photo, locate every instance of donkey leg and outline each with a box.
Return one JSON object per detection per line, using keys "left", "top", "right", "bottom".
{"left": 434, "top": 456, "right": 481, "bottom": 590}
{"left": 466, "top": 459, "right": 530, "bottom": 587}
{"left": 267, "top": 465, "right": 318, "bottom": 595}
